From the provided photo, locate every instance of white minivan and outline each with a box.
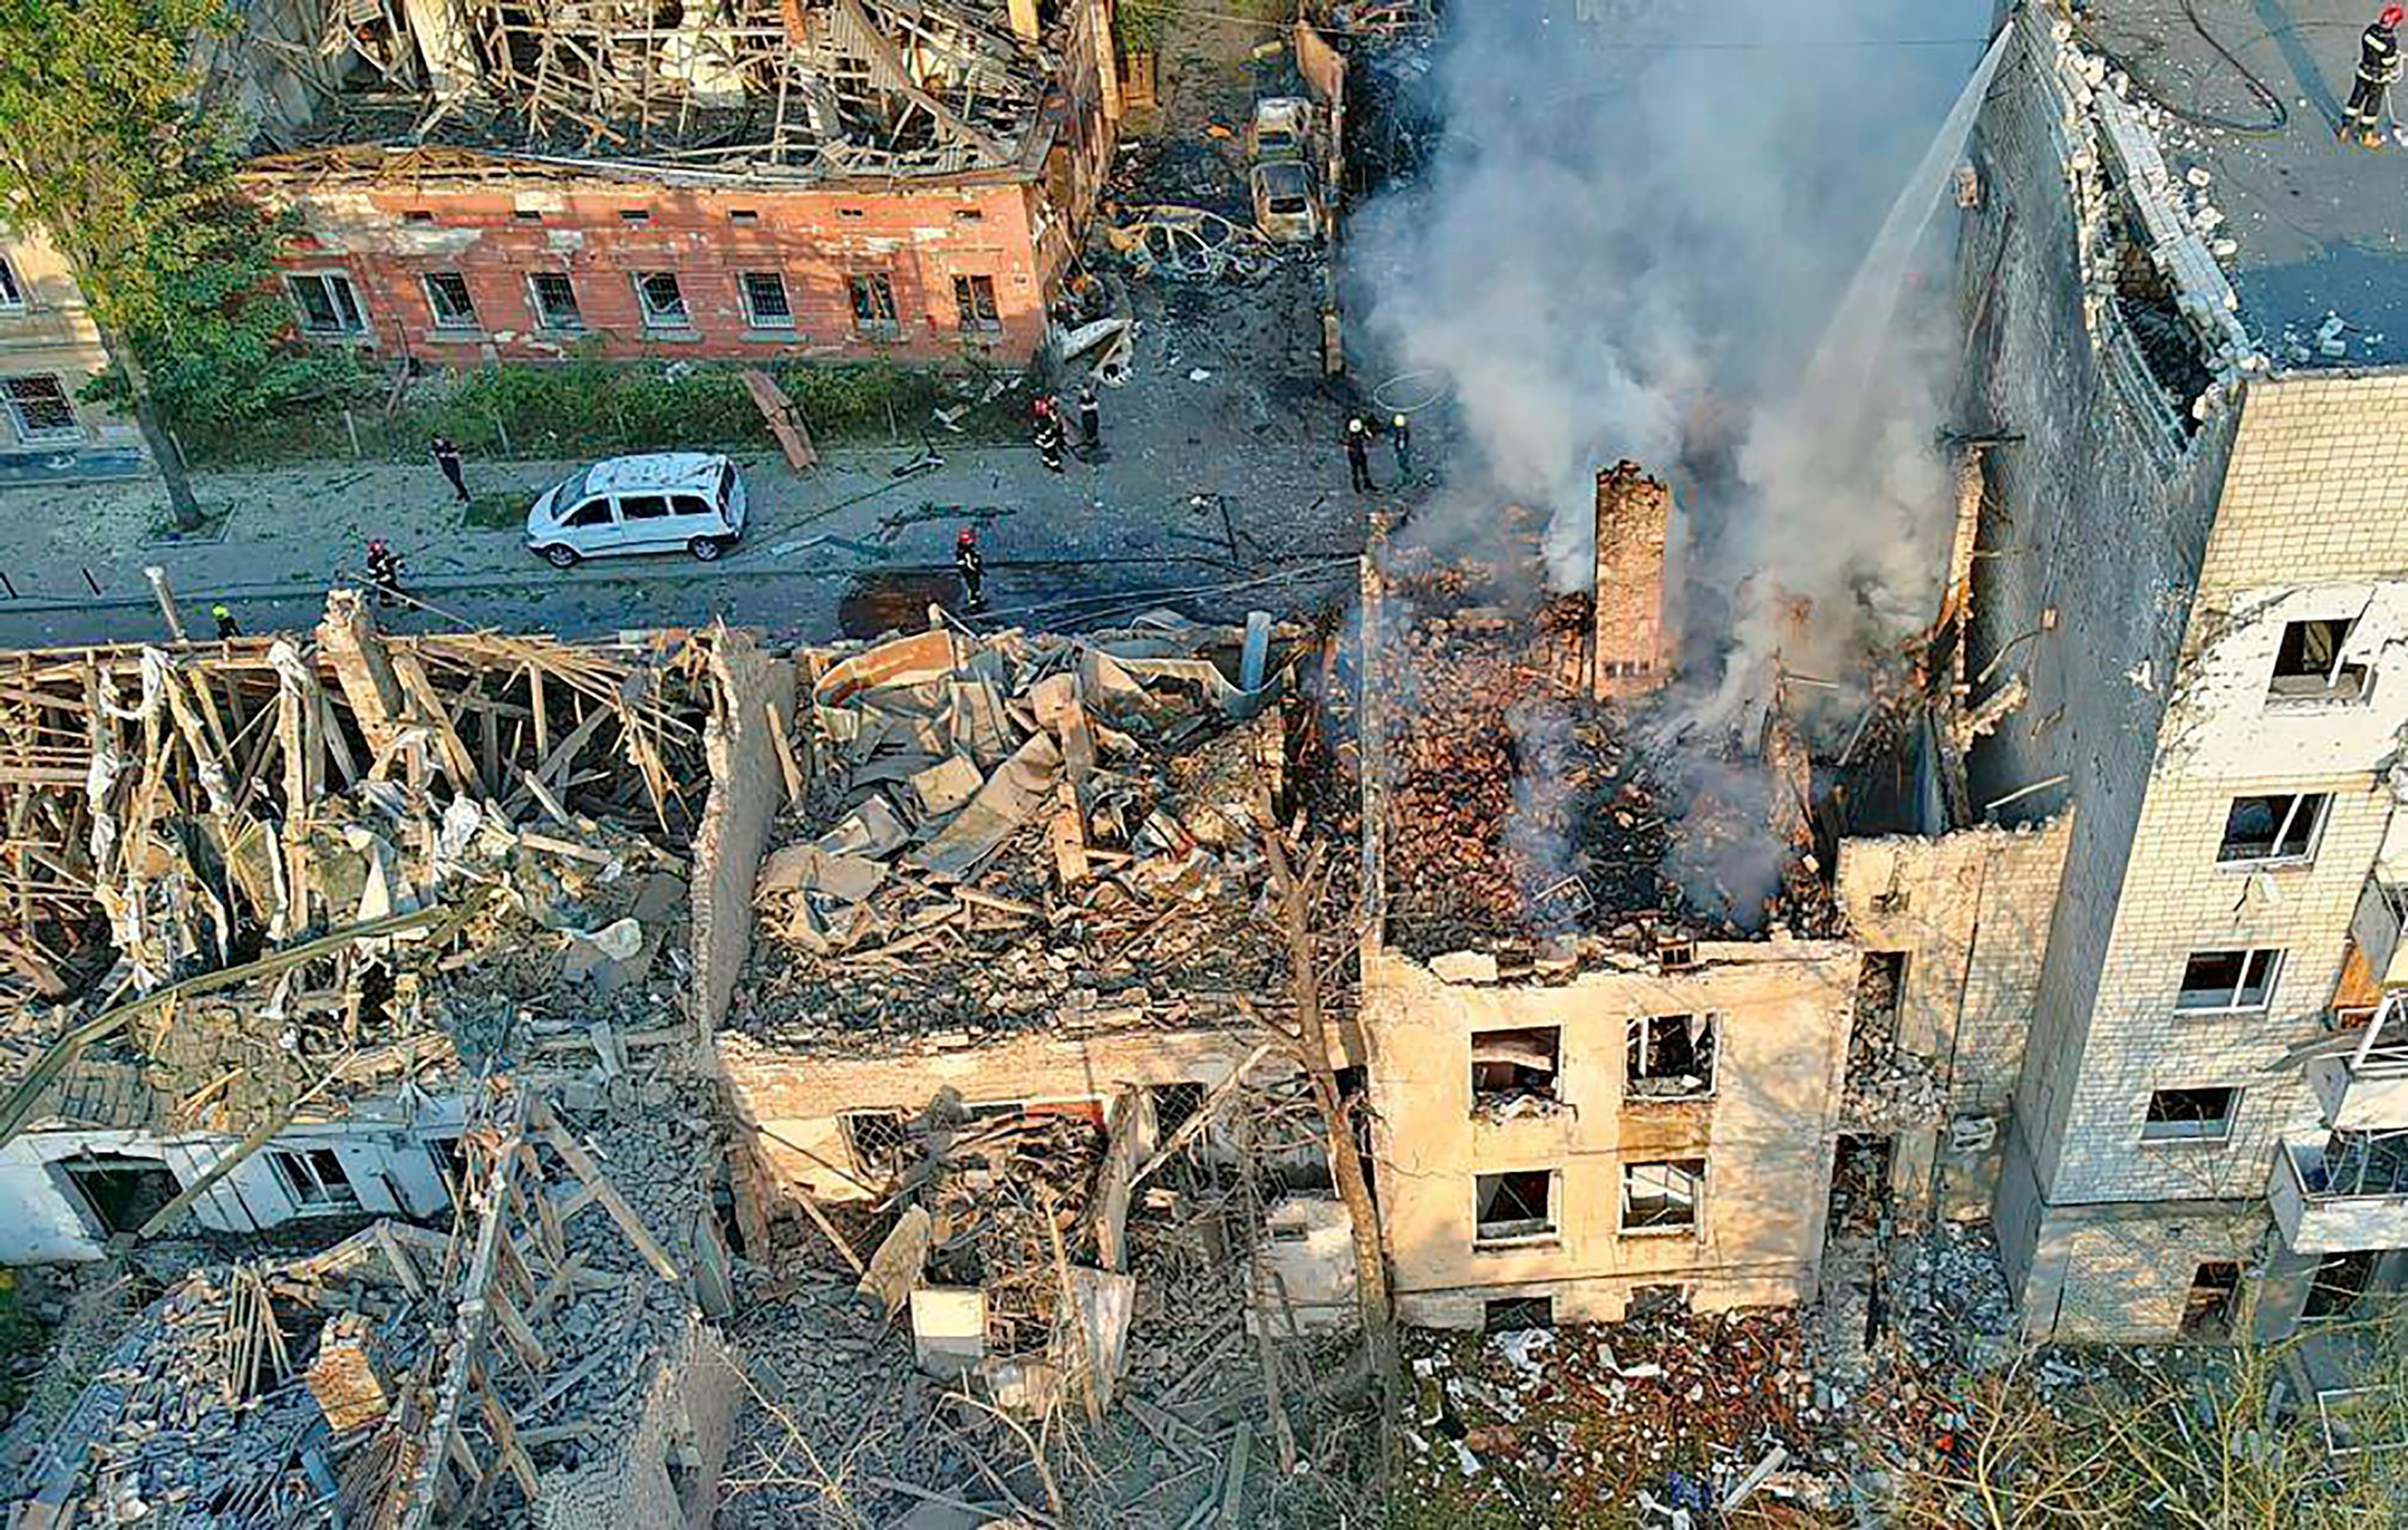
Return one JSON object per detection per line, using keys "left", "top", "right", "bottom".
{"left": 525, "top": 453, "right": 747, "bottom": 568}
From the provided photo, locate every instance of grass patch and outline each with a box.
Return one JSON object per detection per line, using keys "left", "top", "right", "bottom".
{"left": 177, "top": 352, "right": 1027, "bottom": 470}
{"left": 461, "top": 490, "right": 529, "bottom": 530}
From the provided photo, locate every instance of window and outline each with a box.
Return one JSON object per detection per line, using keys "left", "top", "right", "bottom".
{"left": 3, "top": 375, "right": 79, "bottom": 440}
{"left": 0, "top": 256, "right": 21, "bottom": 309}
{"left": 1473, "top": 1169, "right": 1555, "bottom": 1244}
{"left": 838, "top": 207, "right": 866, "bottom": 219}
{"left": 2180, "top": 1260, "right": 2241, "bottom": 1339}
{"left": 270, "top": 1146, "right": 361, "bottom": 1211}
{"left": 954, "top": 208, "right": 985, "bottom": 223}
{"left": 1621, "top": 1159, "right": 1704, "bottom": 1233}
{"left": 527, "top": 272, "right": 582, "bottom": 329}
{"left": 2141, "top": 1087, "right": 2238, "bottom": 1144}
{"left": 849, "top": 272, "right": 899, "bottom": 336}
{"left": 2304, "top": 1250, "right": 2379, "bottom": 1321}
{"left": 423, "top": 272, "right": 479, "bottom": 329}
{"left": 2175, "top": 949, "right": 2283, "bottom": 1013}
{"left": 2269, "top": 618, "right": 2369, "bottom": 704}
{"left": 403, "top": 208, "right": 435, "bottom": 224}
{"left": 741, "top": 272, "right": 794, "bottom": 329}
{"left": 564, "top": 499, "right": 615, "bottom": 529}
{"left": 843, "top": 1110, "right": 908, "bottom": 1175}
{"left": 619, "top": 493, "right": 672, "bottom": 520}
{"left": 620, "top": 208, "right": 651, "bottom": 223}
{"left": 287, "top": 272, "right": 366, "bottom": 335}
{"left": 634, "top": 272, "right": 689, "bottom": 327}
{"left": 1483, "top": 1296, "right": 1553, "bottom": 1332}
{"left": 954, "top": 274, "right": 1001, "bottom": 335}
{"left": 60, "top": 1154, "right": 179, "bottom": 1237}
{"left": 1149, "top": 1080, "right": 1207, "bottom": 1139}
{"left": 669, "top": 494, "right": 710, "bottom": 518}
{"left": 513, "top": 208, "right": 544, "bottom": 223}
{"left": 1471, "top": 1026, "right": 1558, "bottom": 1105}
{"left": 729, "top": 208, "right": 760, "bottom": 223}
{"left": 2216, "top": 793, "right": 2328, "bottom": 865}
{"left": 1626, "top": 1015, "right": 1717, "bottom": 1099}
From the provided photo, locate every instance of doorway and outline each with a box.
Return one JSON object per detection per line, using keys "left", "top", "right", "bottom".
{"left": 2180, "top": 1260, "right": 2242, "bottom": 1339}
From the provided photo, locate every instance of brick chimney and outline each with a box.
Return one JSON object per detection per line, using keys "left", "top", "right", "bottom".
{"left": 1592, "top": 460, "right": 1674, "bottom": 699}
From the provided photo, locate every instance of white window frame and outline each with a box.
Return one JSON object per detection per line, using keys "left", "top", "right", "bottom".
{"left": 2268, "top": 616, "right": 2372, "bottom": 706}
{"left": 1619, "top": 1159, "right": 1704, "bottom": 1235}
{"left": 2215, "top": 792, "right": 2330, "bottom": 868}
{"left": 2140, "top": 1086, "right": 2240, "bottom": 1145}
{"left": 268, "top": 1146, "right": 361, "bottom": 1213}
{"left": 525, "top": 272, "right": 583, "bottom": 331}
{"left": 422, "top": 272, "right": 480, "bottom": 330}
{"left": 739, "top": 270, "right": 794, "bottom": 329}
{"left": 1, "top": 374, "right": 82, "bottom": 441}
{"left": 1472, "top": 1168, "right": 1558, "bottom": 1247}
{"left": 0, "top": 255, "right": 23, "bottom": 310}
{"left": 285, "top": 270, "right": 367, "bottom": 337}
{"left": 2174, "top": 948, "right": 2284, "bottom": 1013}
{"left": 632, "top": 270, "right": 689, "bottom": 329}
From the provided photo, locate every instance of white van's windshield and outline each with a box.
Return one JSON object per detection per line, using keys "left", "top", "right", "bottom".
{"left": 552, "top": 466, "right": 594, "bottom": 510}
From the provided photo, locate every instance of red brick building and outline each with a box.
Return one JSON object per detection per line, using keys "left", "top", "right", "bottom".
{"left": 232, "top": 0, "right": 1121, "bottom": 366}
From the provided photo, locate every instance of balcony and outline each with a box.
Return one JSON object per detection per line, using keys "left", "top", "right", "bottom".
{"left": 2309, "top": 998, "right": 2408, "bottom": 1131}
{"left": 2348, "top": 878, "right": 2408, "bottom": 994}
{"left": 2269, "top": 1135, "right": 2408, "bottom": 1254}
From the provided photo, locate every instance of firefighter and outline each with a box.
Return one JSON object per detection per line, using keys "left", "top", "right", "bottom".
{"left": 366, "top": 539, "right": 404, "bottom": 608}
{"left": 2342, "top": 6, "right": 2403, "bottom": 148}
{"left": 1391, "top": 411, "right": 1414, "bottom": 480}
{"left": 1034, "top": 406, "right": 1065, "bottom": 473}
{"left": 430, "top": 435, "right": 469, "bottom": 502}
{"left": 1077, "top": 383, "right": 1102, "bottom": 452}
{"left": 955, "top": 527, "right": 986, "bottom": 611}
{"left": 1345, "top": 416, "right": 1374, "bottom": 492}
{"left": 211, "top": 604, "right": 241, "bottom": 639}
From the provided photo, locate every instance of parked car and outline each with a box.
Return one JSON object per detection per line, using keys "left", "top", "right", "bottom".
{"left": 1250, "top": 159, "right": 1321, "bottom": 243}
{"left": 524, "top": 452, "right": 747, "bottom": 567}
{"left": 1249, "top": 96, "right": 1313, "bottom": 161}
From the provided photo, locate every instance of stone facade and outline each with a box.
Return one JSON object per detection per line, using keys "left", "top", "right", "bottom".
{"left": 1590, "top": 461, "right": 1675, "bottom": 699}
{"left": 0, "top": 226, "right": 145, "bottom": 471}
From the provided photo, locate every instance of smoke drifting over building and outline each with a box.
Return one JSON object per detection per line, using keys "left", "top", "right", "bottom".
{"left": 1349, "top": 0, "right": 1997, "bottom": 703}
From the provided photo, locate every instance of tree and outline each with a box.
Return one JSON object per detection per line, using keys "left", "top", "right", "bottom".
{"left": 0, "top": 0, "right": 243, "bottom": 529}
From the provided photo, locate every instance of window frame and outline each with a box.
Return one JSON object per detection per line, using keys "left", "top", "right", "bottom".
{"left": 285, "top": 270, "right": 367, "bottom": 337}
{"left": 2173, "top": 947, "right": 2284, "bottom": 1014}
{"left": 848, "top": 272, "right": 900, "bottom": 337}
{"left": 1, "top": 374, "right": 82, "bottom": 441}
{"left": 268, "top": 1145, "right": 362, "bottom": 1213}
{"left": 1625, "top": 1013, "right": 1718, "bottom": 1101}
{"left": 2140, "top": 1086, "right": 2241, "bottom": 1145}
{"left": 2268, "top": 617, "right": 2372, "bottom": 706}
{"left": 740, "top": 270, "right": 795, "bottom": 329}
{"left": 2215, "top": 792, "right": 2331, "bottom": 868}
{"left": 1619, "top": 1158, "right": 1706, "bottom": 1236}
{"left": 0, "top": 255, "right": 23, "bottom": 310}
{"left": 953, "top": 273, "right": 1002, "bottom": 337}
{"left": 1470, "top": 1025, "right": 1560, "bottom": 1105}
{"left": 632, "top": 270, "right": 690, "bottom": 329}
{"left": 1472, "top": 1168, "right": 1558, "bottom": 1247}
{"left": 525, "top": 272, "right": 584, "bottom": 331}
{"left": 422, "top": 272, "right": 480, "bottom": 330}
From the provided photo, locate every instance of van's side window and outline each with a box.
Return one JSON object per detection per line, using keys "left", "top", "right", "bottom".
{"left": 565, "top": 500, "right": 613, "bottom": 528}
{"left": 671, "top": 495, "right": 711, "bottom": 517}
{"left": 620, "top": 495, "right": 672, "bottom": 520}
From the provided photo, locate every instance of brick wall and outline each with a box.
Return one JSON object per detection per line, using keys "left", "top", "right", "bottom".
{"left": 1591, "top": 461, "right": 1674, "bottom": 698}
{"left": 261, "top": 176, "right": 1058, "bottom": 364}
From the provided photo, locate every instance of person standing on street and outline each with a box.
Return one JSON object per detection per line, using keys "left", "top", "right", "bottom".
{"left": 431, "top": 435, "right": 469, "bottom": 503}
{"left": 956, "top": 528, "right": 986, "bottom": 611}
{"left": 2342, "top": 6, "right": 2402, "bottom": 147}
{"left": 366, "top": 539, "right": 404, "bottom": 608}
{"left": 1035, "top": 406, "right": 1065, "bottom": 473}
{"left": 1078, "top": 384, "right": 1101, "bottom": 453}
{"left": 211, "top": 604, "right": 241, "bottom": 639}
{"left": 1391, "top": 412, "right": 1414, "bottom": 482}
{"left": 1346, "top": 417, "right": 1374, "bottom": 492}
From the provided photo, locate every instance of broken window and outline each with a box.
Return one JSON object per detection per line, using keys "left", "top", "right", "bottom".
{"left": 1483, "top": 1295, "right": 1553, "bottom": 1332}
{"left": 2303, "top": 1250, "right": 2379, "bottom": 1321}
{"left": 741, "top": 272, "right": 793, "bottom": 329}
{"left": 1149, "top": 1080, "right": 1208, "bottom": 1139}
{"left": 849, "top": 273, "right": 899, "bottom": 337}
{"left": 842, "top": 1111, "right": 908, "bottom": 1174}
{"left": 0, "top": 256, "right": 21, "bottom": 309}
{"left": 269, "top": 1147, "right": 361, "bottom": 1213}
{"left": 2216, "top": 793, "right": 2328, "bottom": 865}
{"left": 423, "top": 272, "right": 478, "bottom": 330}
{"left": 2141, "top": 1087, "right": 2238, "bottom": 1144}
{"left": 286, "top": 272, "right": 366, "bottom": 335}
{"left": 634, "top": 272, "right": 688, "bottom": 327}
{"left": 1620, "top": 1159, "right": 1704, "bottom": 1233}
{"left": 527, "top": 272, "right": 582, "bottom": 330}
{"left": 953, "top": 274, "right": 1001, "bottom": 336}
{"left": 2175, "top": 949, "right": 2283, "bottom": 1013}
{"left": 2270, "top": 618, "right": 2370, "bottom": 703}
{"left": 60, "top": 1154, "right": 180, "bottom": 1237}
{"left": 1474, "top": 1169, "right": 1556, "bottom": 1244}
{"left": 1626, "top": 1015, "right": 1716, "bottom": 1099}
{"left": 1471, "top": 1026, "right": 1559, "bottom": 1107}
{"left": 2, "top": 375, "right": 78, "bottom": 440}
{"left": 2180, "top": 1260, "right": 2241, "bottom": 1339}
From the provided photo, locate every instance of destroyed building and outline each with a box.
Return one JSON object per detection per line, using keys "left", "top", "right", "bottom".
{"left": 207, "top": 0, "right": 1123, "bottom": 362}
{"left": 1953, "top": 1, "right": 2408, "bottom": 1341}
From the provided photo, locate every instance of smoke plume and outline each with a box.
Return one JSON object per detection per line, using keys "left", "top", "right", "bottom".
{"left": 1350, "top": 0, "right": 1999, "bottom": 715}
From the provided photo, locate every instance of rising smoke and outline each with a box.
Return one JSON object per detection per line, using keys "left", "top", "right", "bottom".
{"left": 1349, "top": 0, "right": 2000, "bottom": 715}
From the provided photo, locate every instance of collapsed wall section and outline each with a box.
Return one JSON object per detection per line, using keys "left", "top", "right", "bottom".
{"left": 534, "top": 1312, "right": 744, "bottom": 1530}
{"left": 694, "top": 630, "right": 798, "bottom": 1033}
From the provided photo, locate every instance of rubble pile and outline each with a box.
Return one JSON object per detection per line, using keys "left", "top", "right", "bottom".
{"left": 1401, "top": 1311, "right": 1851, "bottom": 1522}
{"left": 1881, "top": 1225, "right": 2017, "bottom": 1372}
{"left": 1842, "top": 956, "right": 1948, "bottom": 1129}
{"left": 739, "top": 622, "right": 1294, "bottom": 1047}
